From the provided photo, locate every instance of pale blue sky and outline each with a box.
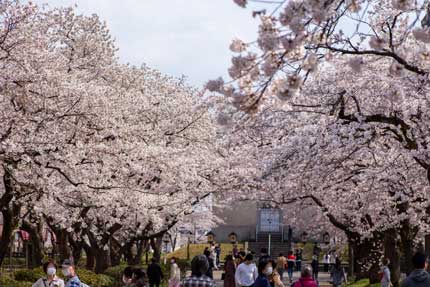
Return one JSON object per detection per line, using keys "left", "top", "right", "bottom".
{"left": 33, "top": 0, "right": 260, "bottom": 87}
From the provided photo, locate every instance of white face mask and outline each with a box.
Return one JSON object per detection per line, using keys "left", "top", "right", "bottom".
{"left": 62, "top": 268, "right": 71, "bottom": 277}
{"left": 122, "top": 276, "right": 132, "bottom": 284}
{"left": 264, "top": 267, "right": 273, "bottom": 276}
{"left": 47, "top": 267, "right": 56, "bottom": 276}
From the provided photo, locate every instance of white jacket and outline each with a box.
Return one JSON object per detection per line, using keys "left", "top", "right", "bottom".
{"left": 32, "top": 276, "right": 65, "bottom": 287}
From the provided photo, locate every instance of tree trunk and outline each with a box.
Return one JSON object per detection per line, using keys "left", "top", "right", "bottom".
{"left": 0, "top": 170, "right": 21, "bottom": 266}
{"left": 123, "top": 239, "right": 145, "bottom": 266}
{"left": 399, "top": 222, "right": 418, "bottom": 276}
{"left": 150, "top": 234, "right": 164, "bottom": 263}
{"left": 349, "top": 233, "right": 383, "bottom": 283}
{"left": 110, "top": 238, "right": 122, "bottom": 267}
{"left": 94, "top": 247, "right": 111, "bottom": 273}
{"left": 83, "top": 243, "right": 95, "bottom": 270}
{"left": 70, "top": 241, "right": 83, "bottom": 266}
{"left": 425, "top": 235, "right": 430, "bottom": 258}
{"left": 56, "top": 229, "right": 71, "bottom": 262}
{"left": 384, "top": 229, "right": 401, "bottom": 287}
{"left": 21, "top": 221, "right": 44, "bottom": 268}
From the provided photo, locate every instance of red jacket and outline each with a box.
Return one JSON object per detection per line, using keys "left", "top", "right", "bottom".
{"left": 293, "top": 277, "right": 318, "bottom": 287}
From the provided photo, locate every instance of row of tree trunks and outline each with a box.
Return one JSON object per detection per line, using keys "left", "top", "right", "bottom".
{"left": 123, "top": 239, "right": 147, "bottom": 266}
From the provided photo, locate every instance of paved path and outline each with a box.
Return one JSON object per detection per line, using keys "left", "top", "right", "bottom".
{"left": 211, "top": 270, "right": 332, "bottom": 287}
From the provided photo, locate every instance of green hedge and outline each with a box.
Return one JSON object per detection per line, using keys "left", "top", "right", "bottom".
{"left": 4, "top": 259, "right": 188, "bottom": 287}
{"left": 0, "top": 272, "right": 32, "bottom": 287}
{"left": 14, "top": 267, "right": 45, "bottom": 282}
{"left": 11, "top": 267, "right": 115, "bottom": 287}
{"left": 346, "top": 279, "right": 381, "bottom": 287}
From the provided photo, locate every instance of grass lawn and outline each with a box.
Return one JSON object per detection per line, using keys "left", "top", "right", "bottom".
{"left": 346, "top": 279, "right": 381, "bottom": 287}
{"left": 167, "top": 243, "right": 244, "bottom": 261}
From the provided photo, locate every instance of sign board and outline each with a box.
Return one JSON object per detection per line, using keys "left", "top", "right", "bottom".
{"left": 259, "top": 209, "right": 281, "bottom": 232}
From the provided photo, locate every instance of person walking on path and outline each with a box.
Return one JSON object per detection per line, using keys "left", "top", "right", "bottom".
{"left": 233, "top": 245, "right": 239, "bottom": 259}
{"left": 276, "top": 253, "right": 287, "bottom": 281}
{"left": 401, "top": 252, "right": 430, "bottom": 287}
{"left": 224, "top": 255, "right": 236, "bottom": 287}
{"left": 260, "top": 248, "right": 270, "bottom": 261}
{"left": 181, "top": 255, "right": 216, "bottom": 287}
{"left": 254, "top": 258, "right": 273, "bottom": 287}
{"left": 330, "top": 258, "right": 347, "bottom": 287}
{"left": 32, "top": 260, "right": 65, "bottom": 287}
{"left": 61, "top": 259, "right": 81, "bottom": 287}
{"left": 235, "top": 254, "right": 258, "bottom": 287}
{"left": 311, "top": 255, "right": 319, "bottom": 281}
{"left": 287, "top": 251, "right": 296, "bottom": 283}
{"left": 169, "top": 257, "right": 181, "bottom": 287}
{"left": 147, "top": 258, "right": 164, "bottom": 287}
{"left": 295, "top": 250, "right": 303, "bottom": 272}
{"left": 329, "top": 252, "right": 336, "bottom": 269}
{"left": 204, "top": 249, "right": 215, "bottom": 279}
{"left": 254, "top": 259, "right": 274, "bottom": 287}
{"left": 291, "top": 265, "right": 318, "bottom": 287}
{"left": 210, "top": 243, "right": 218, "bottom": 270}
{"left": 268, "top": 259, "right": 284, "bottom": 287}
{"left": 216, "top": 244, "right": 222, "bottom": 266}
{"left": 323, "top": 254, "right": 329, "bottom": 273}
{"left": 380, "top": 258, "right": 391, "bottom": 287}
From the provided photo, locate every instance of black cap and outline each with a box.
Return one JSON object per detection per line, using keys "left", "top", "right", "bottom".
{"left": 412, "top": 252, "right": 427, "bottom": 269}
{"left": 62, "top": 259, "right": 74, "bottom": 268}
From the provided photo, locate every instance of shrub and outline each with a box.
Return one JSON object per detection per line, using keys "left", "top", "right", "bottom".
{"left": 14, "top": 267, "right": 45, "bottom": 282}
{"left": 0, "top": 276, "right": 33, "bottom": 287}
{"left": 12, "top": 267, "right": 115, "bottom": 287}
{"left": 77, "top": 268, "right": 115, "bottom": 287}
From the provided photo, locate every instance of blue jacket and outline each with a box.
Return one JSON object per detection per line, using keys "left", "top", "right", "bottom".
{"left": 254, "top": 275, "right": 271, "bottom": 287}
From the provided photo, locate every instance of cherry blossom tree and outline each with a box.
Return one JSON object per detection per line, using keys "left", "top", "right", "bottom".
{"left": 0, "top": 1, "right": 222, "bottom": 271}
{"left": 206, "top": 0, "right": 430, "bottom": 283}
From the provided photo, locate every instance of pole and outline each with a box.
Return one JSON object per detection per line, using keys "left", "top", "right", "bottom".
{"left": 268, "top": 233, "right": 271, "bottom": 256}
{"left": 187, "top": 237, "right": 190, "bottom": 261}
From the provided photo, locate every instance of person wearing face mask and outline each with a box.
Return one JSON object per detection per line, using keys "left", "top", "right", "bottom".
{"left": 168, "top": 257, "right": 181, "bottom": 287}
{"left": 254, "top": 259, "right": 273, "bottom": 287}
{"left": 61, "top": 259, "right": 81, "bottom": 287}
{"left": 122, "top": 266, "right": 135, "bottom": 286}
{"left": 32, "top": 260, "right": 65, "bottom": 287}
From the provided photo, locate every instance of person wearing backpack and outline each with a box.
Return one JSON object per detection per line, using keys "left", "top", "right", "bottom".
{"left": 330, "top": 258, "right": 347, "bottom": 287}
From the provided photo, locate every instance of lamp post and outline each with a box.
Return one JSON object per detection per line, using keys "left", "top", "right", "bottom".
{"left": 187, "top": 231, "right": 192, "bottom": 261}
{"left": 163, "top": 237, "right": 169, "bottom": 265}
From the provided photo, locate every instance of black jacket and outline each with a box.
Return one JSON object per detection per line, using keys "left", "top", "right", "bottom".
{"left": 147, "top": 262, "right": 164, "bottom": 282}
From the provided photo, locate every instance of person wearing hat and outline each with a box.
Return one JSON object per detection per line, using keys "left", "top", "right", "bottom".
{"left": 61, "top": 259, "right": 81, "bottom": 287}
{"left": 32, "top": 259, "right": 65, "bottom": 287}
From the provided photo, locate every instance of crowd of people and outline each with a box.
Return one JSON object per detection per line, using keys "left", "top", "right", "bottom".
{"left": 222, "top": 247, "right": 322, "bottom": 287}
{"left": 31, "top": 247, "right": 430, "bottom": 287}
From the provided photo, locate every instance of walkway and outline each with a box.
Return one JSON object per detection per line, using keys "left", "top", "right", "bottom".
{"left": 211, "top": 270, "right": 332, "bottom": 287}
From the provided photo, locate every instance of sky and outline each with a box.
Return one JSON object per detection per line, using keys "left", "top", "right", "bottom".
{"left": 33, "top": 0, "right": 260, "bottom": 87}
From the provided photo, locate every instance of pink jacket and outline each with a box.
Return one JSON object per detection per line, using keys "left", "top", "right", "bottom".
{"left": 293, "top": 277, "right": 318, "bottom": 287}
